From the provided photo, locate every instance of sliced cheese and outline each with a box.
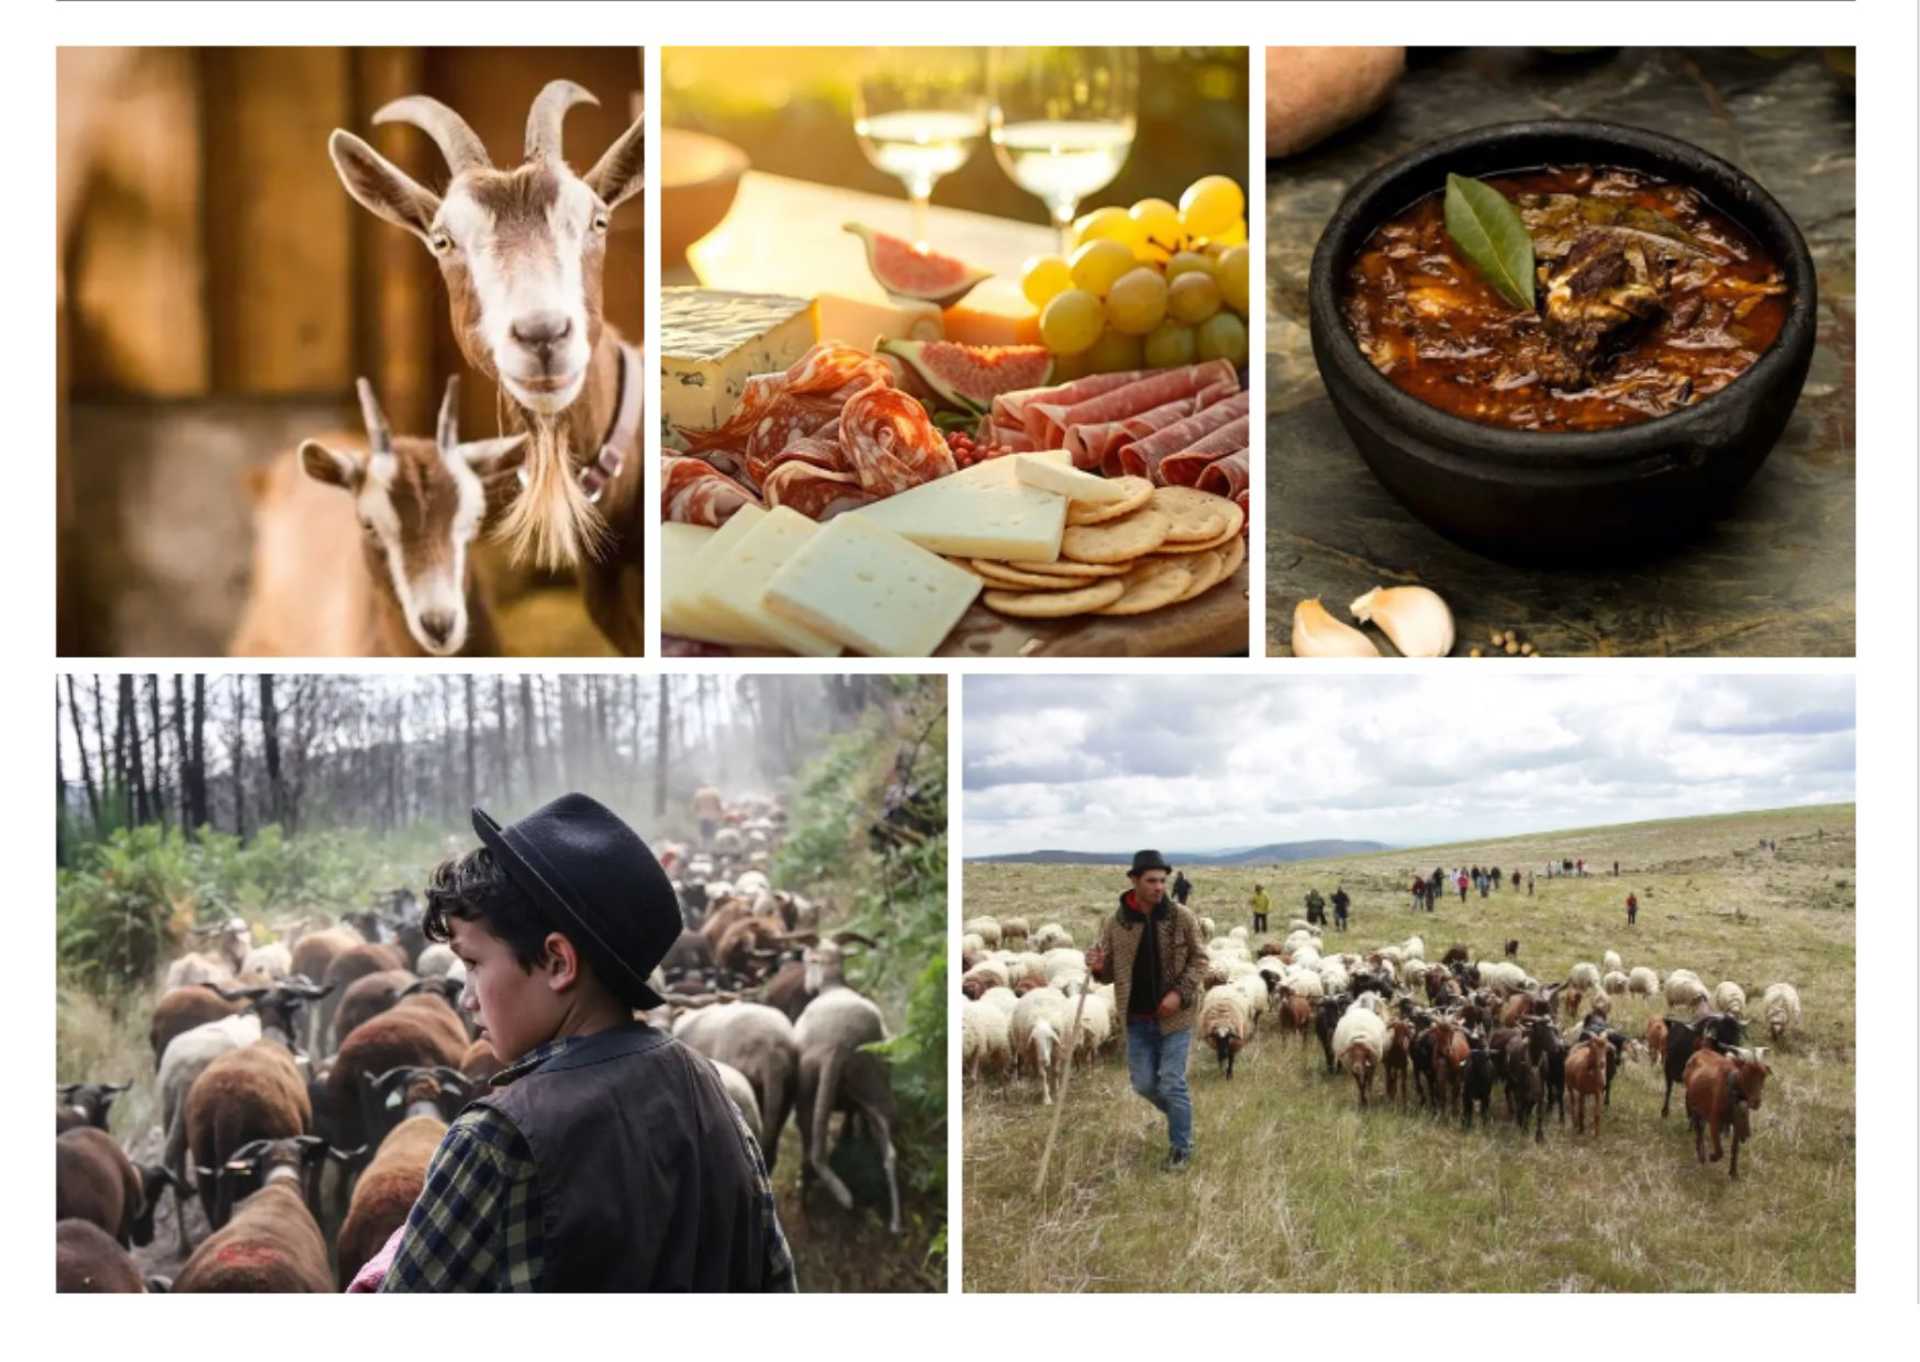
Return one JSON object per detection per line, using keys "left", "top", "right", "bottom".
{"left": 661, "top": 288, "right": 815, "bottom": 431}
{"left": 942, "top": 277, "right": 1041, "bottom": 346}
{"left": 677, "top": 506, "right": 775, "bottom": 648}
{"left": 1012, "top": 453, "right": 1130, "bottom": 503}
{"left": 766, "top": 514, "right": 981, "bottom": 657}
{"left": 811, "top": 293, "right": 943, "bottom": 350}
{"left": 703, "top": 507, "right": 842, "bottom": 657}
{"left": 660, "top": 521, "right": 716, "bottom": 639}
{"left": 846, "top": 457, "right": 1067, "bottom": 562}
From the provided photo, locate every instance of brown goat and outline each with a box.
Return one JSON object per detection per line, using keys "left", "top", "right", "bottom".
{"left": 332, "top": 968, "right": 419, "bottom": 1050}
{"left": 1684, "top": 1047, "right": 1772, "bottom": 1179}
{"left": 56, "top": 1128, "right": 171, "bottom": 1248}
{"left": 174, "top": 1178, "right": 333, "bottom": 1292}
{"left": 334, "top": 1068, "right": 472, "bottom": 1286}
{"left": 290, "top": 925, "right": 362, "bottom": 989}
{"left": 56, "top": 1220, "right": 146, "bottom": 1293}
{"left": 1645, "top": 1014, "right": 1669, "bottom": 1063}
{"left": 1383, "top": 1018, "right": 1414, "bottom": 1110}
{"left": 185, "top": 1043, "right": 312, "bottom": 1228}
{"left": 1429, "top": 1016, "right": 1470, "bottom": 1115}
{"left": 1565, "top": 1034, "right": 1610, "bottom": 1136}
{"left": 150, "top": 986, "right": 250, "bottom": 1065}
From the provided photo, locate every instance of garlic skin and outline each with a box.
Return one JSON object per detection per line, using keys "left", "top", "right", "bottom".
{"left": 1293, "top": 597, "right": 1382, "bottom": 657}
{"left": 1349, "top": 585, "right": 1455, "bottom": 657}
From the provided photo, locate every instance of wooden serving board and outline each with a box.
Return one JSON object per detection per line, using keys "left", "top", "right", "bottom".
{"left": 935, "top": 557, "right": 1250, "bottom": 658}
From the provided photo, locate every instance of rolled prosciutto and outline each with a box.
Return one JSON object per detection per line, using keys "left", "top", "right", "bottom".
{"left": 1117, "top": 391, "right": 1251, "bottom": 482}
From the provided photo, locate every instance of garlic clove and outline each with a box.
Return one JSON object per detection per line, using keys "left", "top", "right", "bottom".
{"left": 1349, "top": 585, "right": 1455, "bottom": 658}
{"left": 1293, "top": 597, "right": 1382, "bottom": 657}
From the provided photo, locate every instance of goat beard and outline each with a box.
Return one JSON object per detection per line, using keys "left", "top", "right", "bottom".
{"left": 494, "top": 407, "right": 611, "bottom": 571}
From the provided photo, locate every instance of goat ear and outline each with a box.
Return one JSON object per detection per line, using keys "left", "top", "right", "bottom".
{"left": 328, "top": 129, "right": 440, "bottom": 242}
{"left": 458, "top": 433, "right": 531, "bottom": 475}
{"left": 583, "top": 112, "right": 644, "bottom": 211}
{"left": 300, "top": 440, "right": 362, "bottom": 490}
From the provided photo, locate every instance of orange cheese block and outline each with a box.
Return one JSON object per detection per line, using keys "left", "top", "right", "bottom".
{"left": 942, "top": 277, "right": 1041, "bottom": 346}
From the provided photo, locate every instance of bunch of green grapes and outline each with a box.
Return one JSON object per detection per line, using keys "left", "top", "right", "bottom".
{"left": 1020, "top": 175, "right": 1251, "bottom": 377}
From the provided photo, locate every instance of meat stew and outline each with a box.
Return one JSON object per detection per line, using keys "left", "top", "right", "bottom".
{"left": 1341, "top": 166, "right": 1790, "bottom": 432}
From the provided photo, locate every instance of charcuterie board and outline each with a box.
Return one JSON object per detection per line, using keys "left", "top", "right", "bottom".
{"left": 936, "top": 558, "right": 1249, "bottom": 657}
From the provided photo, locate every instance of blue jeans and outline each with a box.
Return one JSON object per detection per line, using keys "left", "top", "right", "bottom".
{"left": 1126, "top": 1019, "right": 1193, "bottom": 1156}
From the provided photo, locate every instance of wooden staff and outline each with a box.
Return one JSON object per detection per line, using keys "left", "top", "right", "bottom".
{"left": 1032, "top": 976, "right": 1094, "bottom": 1196}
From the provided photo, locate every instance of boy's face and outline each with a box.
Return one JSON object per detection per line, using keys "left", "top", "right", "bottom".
{"left": 448, "top": 915, "right": 568, "bottom": 1063}
{"left": 1134, "top": 869, "right": 1168, "bottom": 906}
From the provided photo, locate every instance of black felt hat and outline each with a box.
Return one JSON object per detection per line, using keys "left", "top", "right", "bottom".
{"left": 1128, "top": 849, "right": 1172, "bottom": 877}
{"left": 471, "top": 793, "right": 674, "bottom": 1009}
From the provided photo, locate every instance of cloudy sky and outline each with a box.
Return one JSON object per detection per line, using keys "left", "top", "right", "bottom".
{"left": 962, "top": 673, "right": 1855, "bottom": 856}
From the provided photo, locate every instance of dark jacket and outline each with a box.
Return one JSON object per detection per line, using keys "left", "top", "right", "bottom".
{"left": 475, "top": 1023, "right": 780, "bottom": 1291}
{"left": 1091, "top": 892, "right": 1207, "bottom": 1036}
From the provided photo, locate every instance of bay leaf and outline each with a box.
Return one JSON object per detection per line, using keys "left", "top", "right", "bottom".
{"left": 1444, "top": 173, "right": 1536, "bottom": 312}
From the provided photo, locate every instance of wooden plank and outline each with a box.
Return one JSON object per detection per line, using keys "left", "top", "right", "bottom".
{"left": 203, "top": 48, "right": 354, "bottom": 395}
{"left": 64, "top": 48, "right": 209, "bottom": 397}
{"left": 936, "top": 559, "right": 1249, "bottom": 658}
{"left": 354, "top": 46, "right": 437, "bottom": 434}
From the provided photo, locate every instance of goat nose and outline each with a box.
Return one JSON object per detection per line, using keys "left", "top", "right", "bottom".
{"left": 417, "top": 610, "right": 455, "bottom": 647}
{"left": 510, "top": 310, "right": 572, "bottom": 349}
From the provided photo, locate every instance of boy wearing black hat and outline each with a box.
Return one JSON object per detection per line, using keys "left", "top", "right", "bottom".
{"left": 375, "top": 793, "right": 795, "bottom": 1292}
{"left": 1084, "top": 850, "right": 1207, "bottom": 1170}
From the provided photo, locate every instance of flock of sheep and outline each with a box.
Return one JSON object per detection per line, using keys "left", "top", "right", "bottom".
{"left": 56, "top": 817, "right": 908, "bottom": 1293}
{"left": 961, "top": 910, "right": 1803, "bottom": 1180}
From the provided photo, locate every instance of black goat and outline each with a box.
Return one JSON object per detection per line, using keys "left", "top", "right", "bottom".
{"left": 1660, "top": 1012, "right": 1746, "bottom": 1117}
{"left": 1461, "top": 1033, "right": 1494, "bottom": 1130}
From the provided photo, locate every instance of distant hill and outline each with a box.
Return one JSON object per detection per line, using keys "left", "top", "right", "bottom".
{"left": 968, "top": 840, "right": 1391, "bottom": 866}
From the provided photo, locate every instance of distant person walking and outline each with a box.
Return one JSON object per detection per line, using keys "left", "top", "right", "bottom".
{"left": 692, "top": 784, "right": 724, "bottom": 846}
{"left": 1626, "top": 892, "right": 1638, "bottom": 927}
{"left": 1086, "top": 850, "right": 1207, "bottom": 1172}
{"left": 1249, "top": 883, "right": 1270, "bottom": 934}
{"left": 1456, "top": 870, "right": 1468, "bottom": 903}
{"left": 1331, "top": 885, "right": 1350, "bottom": 932}
{"left": 1527, "top": 872, "right": 1534, "bottom": 897}
{"left": 1613, "top": 860, "right": 1620, "bottom": 876}
{"left": 1410, "top": 875, "right": 1426, "bottom": 912}
{"left": 1304, "top": 886, "right": 1326, "bottom": 926}
{"left": 1172, "top": 869, "right": 1192, "bottom": 906}
{"left": 1510, "top": 867, "right": 1521, "bottom": 891}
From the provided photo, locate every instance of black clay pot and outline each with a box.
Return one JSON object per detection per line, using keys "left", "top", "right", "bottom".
{"left": 1307, "top": 120, "right": 1817, "bottom": 564}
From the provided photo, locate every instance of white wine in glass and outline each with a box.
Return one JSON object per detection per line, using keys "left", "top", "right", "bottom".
{"left": 853, "top": 49, "right": 986, "bottom": 248}
{"left": 988, "top": 47, "right": 1139, "bottom": 252}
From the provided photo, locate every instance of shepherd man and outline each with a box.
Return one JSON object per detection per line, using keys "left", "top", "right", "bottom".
{"left": 1085, "top": 850, "right": 1207, "bottom": 1172}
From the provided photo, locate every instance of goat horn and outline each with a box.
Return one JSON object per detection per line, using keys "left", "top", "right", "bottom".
{"left": 355, "top": 378, "right": 393, "bottom": 455}
{"left": 525, "top": 79, "right": 598, "bottom": 162}
{"left": 436, "top": 375, "right": 460, "bottom": 450}
{"left": 372, "top": 95, "right": 491, "bottom": 176}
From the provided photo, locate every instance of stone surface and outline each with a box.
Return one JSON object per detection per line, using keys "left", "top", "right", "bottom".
{"left": 1266, "top": 47, "right": 1855, "bottom": 657}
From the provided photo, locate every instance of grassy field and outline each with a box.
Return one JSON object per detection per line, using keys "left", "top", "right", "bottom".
{"left": 961, "top": 804, "right": 1855, "bottom": 1293}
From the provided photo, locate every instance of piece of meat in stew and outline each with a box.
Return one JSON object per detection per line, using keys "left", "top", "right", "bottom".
{"left": 1341, "top": 166, "right": 1789, "bottom": 432}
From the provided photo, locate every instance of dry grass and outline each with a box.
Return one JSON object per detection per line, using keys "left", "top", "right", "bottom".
{"left": 962, "top": 804, "right": 1855, "bottom": 1293}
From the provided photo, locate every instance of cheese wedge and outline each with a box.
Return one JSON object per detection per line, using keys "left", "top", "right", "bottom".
{"left": 1012, "top": 453, "right": 1131, "bottom": 503}
{"left": 661, "top": 288, "right": 815, "bottom": 430}
{"left": 765, "top": 514, "right": 981, "bottom": 657}
{"left": 942, "top": 277, "right": 1042, "bottom": 346}
{"left": 703, "top": 507, "right": 842, "bottom": 657}
{"left": 846, "top": 457, "right": 1067, "bottom": 562}
{"left": 675, "top": 506, "right": 775, "bottom": 648}
{"left": 812, "top": 293, "right": 943, "bottom": 350}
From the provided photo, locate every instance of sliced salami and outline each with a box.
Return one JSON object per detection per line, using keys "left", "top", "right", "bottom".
{"left": 1027, "top": 360, "right": 1238, "bottom": 448}
{"left": 784, "top": 341, "right": 895, "bottom": 399}
{"left": 742, "top": 393, "right": 845, "bottom": 484}
{"left": 1195, "top": 449, "right": 1250, "bottom": 500}
{"left": 1155, "top": 417, "right": 1251, "bottom": 486}
{"left": 663, "top": 455, "right": 762, "bottom": 527}
{"left": 1117, "top": 390, "right": 1251, "bottom": 482}
{"left": 839, "top": 384, "right": 957, "bottom": 496}
{"left": 762, "top": 459, "right": 880, "bottom": 520}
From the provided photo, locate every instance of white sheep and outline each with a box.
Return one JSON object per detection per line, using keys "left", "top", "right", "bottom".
{"left": 1288, "top": 919, "right": 1319, "bottom": 937}
{"left": 1282, "top": 966, "right": 1325, "bottom": 1001}
{"left": 1602, "top": 970, "right": 1629, "bottom": 996}
{"left": 1479, "top": 961, "right": 1528, "bottom": 995}
{"left": 415, "top": 942, "right": 460, "bottom": 979}
{"left": 1199, "top": 916, "right": 1217, "bottom": 938}
{"left": 977, "top": 985, "right": 1019, "bottom": 1017}
{"left": 1713, "top": 981, "right": 1747, "bottom": 1017}
{"left": 961, "top": 960, "right": 1010, "bottom": 997}
{"left": 1232, "top": 972, "right": 1269, "bottom": 1025}
{"left": 1354, "top": 991, "right": 1391, "bottom": 1018}
{"left": 961, "top": 932, "right": 985, "bottom": 956}
{"left": 1332, "top": 1006, "right": 1388, "bottom": 1101}
{"left": 1627, "top": 966, "right": 1659, "bottom": 997}
{"left": 961, "top": 1000, "right": 1012, "bottom": 1082}
{"left": 963, "top": 916, "right": 1003, "bottom": 949}
{"left": 999, "top": 916, "right": 1031, "bottom": 945}
{"left": 1568, "top": 962, "right": 1601, "bottom": 993}
{"left": 1229, "top": 925, "right": 1250, "bottom": 943}
{"left": 1031, "top": 923, "right": 1073, "bottom": 952}
{"left": 1761, "top": 982, "right": 1801, "bottom": 1040}
{"left": 1375, "top": 944, "right": 1406, "bottom": 967}
{"left": 1602, "top": 949, "right": 1623, "bottom": 974}
{"left": 239, "top": 942, "right": 291, "bottom": 980}
{"left": 1663, "top": 970, "right": 1711, "bottom": 1010}
{"left": 1009, "top": 987, "right": 1075, "bottom": 1104}
{"left": 1400, "top": 935, "right": 1425, "bottom": 961}
{"left": 1315, "top": 959, "right": 1350, "bottom": 998}
{"left": 1401, "top": 958, "right": 1426, "bottom": 985}
{"left": 1074, "top": 992, "right": 1114, "bottom": 1061}
{"left": 1198, "top": 985, "right": 1254, "bottom": 1077}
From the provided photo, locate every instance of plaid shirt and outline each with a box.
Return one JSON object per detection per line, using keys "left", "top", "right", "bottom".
{"left": 381, "top": 1033, "right": 797, "bottom": 1292}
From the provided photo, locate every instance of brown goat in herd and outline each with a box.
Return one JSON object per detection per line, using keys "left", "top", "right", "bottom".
{"left": 1683, "top": 1047, "right": 1772, "bottom": 1179}
{"left": 1564, "top": 1035, "right": 1610, "bottom": 1136}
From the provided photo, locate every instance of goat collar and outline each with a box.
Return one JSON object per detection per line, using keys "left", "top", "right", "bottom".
{"left": 581, "top": 339, "right": 644, "bottom": 505}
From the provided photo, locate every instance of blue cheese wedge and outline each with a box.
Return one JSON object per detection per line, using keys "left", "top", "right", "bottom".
{"left": 703, "top": 507, "right": 842, "bottom": 657}
{"left": 1011, "top": 452, "right": 1131, "bottom": 502}
{"left": 845, "top": 456, "right": 1068, "bottom": 562}
{"left": 661, "top": 288, "right": 815, "bottom": 430}
{"left": 766, "top": 514, "right": 981, "bottom": 657}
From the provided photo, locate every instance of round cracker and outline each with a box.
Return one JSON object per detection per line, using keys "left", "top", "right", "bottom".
{"left": 1173, "top": 548, "right": 1225, "bottom": 602}
{"left": 1060, "top": 507, "right": 1169, "bottom": 564}
{"left": 1151, "top": 485, "right": 1232, "bottom": 543}
{"left": 1095, "top": 558, "right": 1195, "bottom": 616}
{"left": 1216, "top": 531, "right": 1247, "bottom": 580}
{"left": 982, "top": 578, "right": 1126, "bottom": 618}
{"left": 1065, "top": 476, "right": 1153, "bottom": 525}
{"left": 1014, "top": 557, "right": 1129, "bottom": 579}
{"left": 969, "top": 559, "right": 1083, "bottom": 590}
{"left": 1149, "top": 498, "right": 1245, "bottom": 554}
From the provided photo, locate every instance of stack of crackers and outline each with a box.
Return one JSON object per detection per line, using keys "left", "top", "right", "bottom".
{"left": 953, "top": 480, "right": 1248, "bottom": 622}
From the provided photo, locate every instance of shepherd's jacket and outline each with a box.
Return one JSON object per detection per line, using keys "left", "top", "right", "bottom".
{"left": 1090, "top": 893, "right": 1208, "bottom": 1036}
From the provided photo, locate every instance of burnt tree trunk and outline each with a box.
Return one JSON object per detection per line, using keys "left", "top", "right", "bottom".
{"left": 148, "top": 674, "right": 167, "bottom": 831}
{"left": 64, "top": 674, "right": 101, "bottom": 833}
{"left": 653, "top": 676, "right": 669, "bottom": 819}
{"left": 171, "top": 674, "right": 190, "bottom": 836}
{"left": 258, "top": 674, "right": 285, "bottom": 829}
{"left": 189, "top": 674, "right": 208, "bottom": 832}
{"left": 55, "top": 683, "right": 68, "bottom": 866}
{"left": 122, "top": 674, "right": 148, "bottom": 826}
{"left": 230, "top": 675, "right": 248, "bottom": 840}
{"left": 519, "top": 675, "right": 537, "bottom": 804}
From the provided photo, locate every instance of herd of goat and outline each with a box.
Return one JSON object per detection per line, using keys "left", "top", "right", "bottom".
{"left": 961, "top": 911, "right": 1802, "bottom": 1181}
{"left": 56, "top": 826, "right": 906, "bottom": 1292}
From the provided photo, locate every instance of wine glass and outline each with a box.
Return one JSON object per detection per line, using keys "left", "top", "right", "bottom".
{"left": 853, "top": 48, "right": 986, "bottom": 249}
{"left": 988, "top": 47, "right": 1140, "bottom": 253}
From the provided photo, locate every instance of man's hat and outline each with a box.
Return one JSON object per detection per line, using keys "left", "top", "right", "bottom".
{"left": 1128, "top": 849, "right": 1172, "bottom": 877}
{"left": 471, "top": 793, "right": 675, "bottom": 1009}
